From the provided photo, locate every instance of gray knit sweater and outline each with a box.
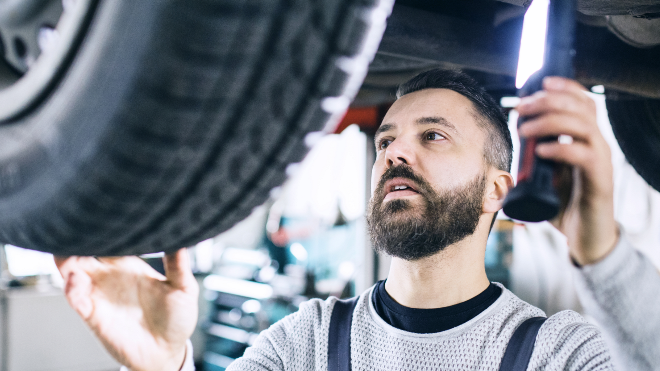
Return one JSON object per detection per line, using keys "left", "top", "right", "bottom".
{"left": 572, "top": 235, "right": 660, "bottom": 370}
{"left": 180, "top": 234, "right": 660, "bottom": 371}
{"left": 226, "top": 283, "right": 613, "bottom": 370}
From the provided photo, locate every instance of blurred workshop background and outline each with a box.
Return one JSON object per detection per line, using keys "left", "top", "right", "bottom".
{"left": 2, "top": 0, "right": 660, "bottom": 369}
{"left": 1, "top": 86, "right": 659, "bottom": 371}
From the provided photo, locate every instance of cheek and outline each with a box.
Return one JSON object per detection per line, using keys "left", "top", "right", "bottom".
{"left": 371, "top": 162, "right": 383, "bottom": 195}
{"left": 424, "top": 158, "right": 481, "bottom": 190}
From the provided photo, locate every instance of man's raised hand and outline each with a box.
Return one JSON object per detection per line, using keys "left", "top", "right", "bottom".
{"left": 516, "top": 77, "right": 619, "bottom": 265}
{"left": 54, "top": 248, "right": 199, "bottom": 371}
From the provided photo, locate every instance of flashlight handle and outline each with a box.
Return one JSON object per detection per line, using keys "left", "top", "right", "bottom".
{"left": 503, "top": 106, "right": 561, "bottom": 222}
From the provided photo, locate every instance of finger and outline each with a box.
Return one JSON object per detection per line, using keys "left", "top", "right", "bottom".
{"left": 63, "top": 269, "right": 94, "bottom": 320}
{"left": 54, "top": 255, "right": 74, "bottom": 278}
{"left": 55, "top": 256, "right": 104, "bottom": 279}
{"left": 96, "top": 255, "right": 165, "bottom": 280}
{"left": 54, "top": 256, "right": 103, "bottom": 319}
{"left": 535, "top": 141, "right": 594, "bottom": 170}
{"left": 517, "top": 90, "right": 594, "bottom": 118}
{"left": 163, "top": 248, "right": 195, "bottom": 290}
{"left": 95, "top": 256, "right": 139, "bottom": 266}
{"left": 542, "top": 76, "right": 589, "bottom": 94}
{"left": 518, "top": 113, "right": 595, "bottom": 142}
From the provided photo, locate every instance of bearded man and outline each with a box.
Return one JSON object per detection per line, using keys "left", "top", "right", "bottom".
{"left": 56, "top": 69, "right": 632, "bottom": 370}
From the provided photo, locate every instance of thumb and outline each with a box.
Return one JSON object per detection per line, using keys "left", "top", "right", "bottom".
{"left": 163, "top": 248, "right": 195, "bottom": 290}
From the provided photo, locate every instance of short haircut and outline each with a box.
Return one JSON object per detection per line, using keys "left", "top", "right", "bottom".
{"left": 396, "top": 69, "right": 513, "bottom": 172}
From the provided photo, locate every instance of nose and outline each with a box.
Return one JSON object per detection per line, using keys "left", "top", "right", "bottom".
{"left": 384, "top": 137, "right": 415, "bottom": 168}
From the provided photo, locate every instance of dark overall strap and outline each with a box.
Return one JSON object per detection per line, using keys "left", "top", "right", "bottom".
{"left": 327, "top": 296, "right": 359, "bottom": 371}
{"left": 499, "top": 316, "right": 547, "bottom": 371}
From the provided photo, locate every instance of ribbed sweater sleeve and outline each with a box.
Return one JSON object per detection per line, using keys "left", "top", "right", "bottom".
{"left": 573, "top": 235, "right": 660, "bottom": 370}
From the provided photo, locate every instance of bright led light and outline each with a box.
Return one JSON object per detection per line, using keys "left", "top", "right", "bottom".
{"left": 516, "top": 0, "right": 550, "bottom": 89}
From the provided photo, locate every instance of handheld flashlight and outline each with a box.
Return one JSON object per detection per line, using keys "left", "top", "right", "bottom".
{"left": 502, "top": 0, "right": 576, "bottom": 222}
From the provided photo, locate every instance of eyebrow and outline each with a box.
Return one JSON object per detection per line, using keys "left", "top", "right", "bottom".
{"left": 416, "top": 116, "right": 457, "bottom": 132}
{"left": 375, "top": 116, "right": 458, "bottom": 137}
{"left": 375, "top": 123, "right": 395, "bottom": 136}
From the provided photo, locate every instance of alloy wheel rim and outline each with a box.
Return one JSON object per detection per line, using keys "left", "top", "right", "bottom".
{"left": 0, "top": 0, "right": 96, "bottom": 123}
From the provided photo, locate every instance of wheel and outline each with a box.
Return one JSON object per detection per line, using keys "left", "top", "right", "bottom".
{"left": 0, "top": 0, "right": 393, "bottom": 256}
{"left": 606, "top": 90, "right": 660, "bottom": 193}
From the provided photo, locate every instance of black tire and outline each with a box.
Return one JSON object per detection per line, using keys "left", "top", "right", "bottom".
{"left": 0, "top": 0, "right": 393, "bottom": 256}
{"left": 606, "top": 90, "right": 660, "bottom": 193}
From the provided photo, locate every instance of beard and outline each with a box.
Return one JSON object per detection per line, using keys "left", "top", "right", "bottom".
{"left": 366, "top": 164, "right": 487, "bottom": 261}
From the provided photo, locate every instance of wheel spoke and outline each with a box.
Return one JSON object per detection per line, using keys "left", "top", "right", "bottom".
{"left": 0, "top": 0, "right": 63, "bottom": 73}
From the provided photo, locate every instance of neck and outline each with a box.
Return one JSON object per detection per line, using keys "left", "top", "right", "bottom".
{"left": 384, "top": 216, "right": 492, "bottom": 309}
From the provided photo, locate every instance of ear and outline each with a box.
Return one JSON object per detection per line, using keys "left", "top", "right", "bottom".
{"left": 483, "top": 169, "right": 514, "bottom": 214}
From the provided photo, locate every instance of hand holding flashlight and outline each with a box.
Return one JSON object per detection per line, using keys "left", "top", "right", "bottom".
{"left": 516, "top": 77, "right": 619, "bottom": 265}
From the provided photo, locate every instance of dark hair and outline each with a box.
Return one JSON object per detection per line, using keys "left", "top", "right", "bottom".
{"left": 396, "top": 69, "right": 513, "bottom": 172}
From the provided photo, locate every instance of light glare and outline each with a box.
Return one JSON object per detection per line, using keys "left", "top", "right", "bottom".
{"left": 3, "top": 245, "right": 58, "bottom": 277}
{"left": 290, "top": 242, "right": 308, "bottom": 261}
{"left": 500, "top": 96, "right": 521, "bottom": 108}
{"left": 516, "top": 0, "right": 550, "bottom": 89}
{"left": 203, "top": 275, "right": 273, "bottom": 299}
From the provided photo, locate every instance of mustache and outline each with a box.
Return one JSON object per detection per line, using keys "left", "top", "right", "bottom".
{"left": 375, "top": 164, "right": 434, "bottom": 198}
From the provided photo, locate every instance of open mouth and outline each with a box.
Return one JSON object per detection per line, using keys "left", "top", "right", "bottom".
{"left": 383, "top": 178, "right": 420, "bottom": 200}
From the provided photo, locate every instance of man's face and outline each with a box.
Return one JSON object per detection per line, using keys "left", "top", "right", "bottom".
{"left": 367, "top": 88, "right": 490, "bottom": 261}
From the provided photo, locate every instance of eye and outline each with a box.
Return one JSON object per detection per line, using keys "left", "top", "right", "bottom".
{"left": 378, "top": 138, "right": 392, "bottom": 150}
{"left": 424, "top": 132, "right": 445, "bottom": 141}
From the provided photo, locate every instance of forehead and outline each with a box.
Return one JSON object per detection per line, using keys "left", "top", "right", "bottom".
{"left": 379, "top": 88, "right": 483, "bottom": 135}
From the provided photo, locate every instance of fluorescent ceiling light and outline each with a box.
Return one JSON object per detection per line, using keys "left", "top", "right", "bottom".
{"left": 516, "top": 0, "right": 550, "bottom": 89}
{"left": 203, "top": 275, "right": 274, "bottom": 299}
